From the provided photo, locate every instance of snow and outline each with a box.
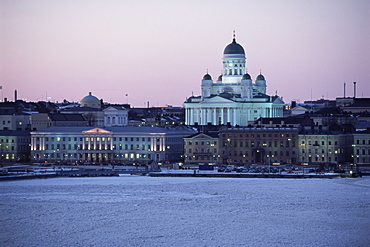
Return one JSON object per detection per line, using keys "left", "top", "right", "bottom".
{"left": 0, "top": 176, "right": 369, "bottom": 247}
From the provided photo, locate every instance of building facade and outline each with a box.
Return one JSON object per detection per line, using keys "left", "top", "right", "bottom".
{"left": 30, "top": 126, "right": 196, "bottom": 164}
{"left": 103, "top": 106, "right": 128, "bottom": 127}
{"left": 184, "top": 35, "right": 284, "bottom": 126}
{"left": 0, "top": 130, "right": 31, "bottom": 163}
{"left": 219, "top": 126, "right": 299, "bottom": 165}
{"left": 298, "top": 128, "right": 353, "bottom": 164}
{"left": 353, "top": 129, "right": 370, "bottom": 164}
{"left": 183, "top": 132, "right": 220, "bottom": 165}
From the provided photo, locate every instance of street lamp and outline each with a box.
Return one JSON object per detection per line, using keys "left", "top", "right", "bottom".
{"left": 267, "top": 154, "right": 274, "bottom": 174}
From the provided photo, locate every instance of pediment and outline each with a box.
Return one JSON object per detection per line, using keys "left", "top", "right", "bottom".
{"left": 201, "top": 96, "right": 235, "bottom": 105}
{"left": 103, "top": 106, "right": 119, "bottom": 113}
{"left": 190, "top": 133, "right": 217, "bottom": 140}
{"left": 272, "top": 97, "right": 285, "bottom": 104}
{"left": 83, "top": 128, "right": 111, "bottom": 134}
{"left": 291, "top": 106, "right": 308, "bottom": 111}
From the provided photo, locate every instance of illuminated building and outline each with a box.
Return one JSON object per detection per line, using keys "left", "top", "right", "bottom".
{"left": 298, "top": 127, "right": 353, "bottom": 164}
{"left": 219, "top": 126, "right": 299, "bottom": 165}
{"left": 30, "top": 126, "right": 196, "bottom": 164}
{"left": 352, "top": 129, "right": 370, "bottom": 164}
{"left": 0, "top": 130, "right": 30, "bottom": 163}
{"left": 184, "top": 34, "right": 284, "bottom": 126}
{"left": 183, "top": 132, "right": 220, "bottom": 165}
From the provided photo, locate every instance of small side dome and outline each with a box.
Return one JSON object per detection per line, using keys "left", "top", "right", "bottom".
{"left": 202, "top": 73, "right": 212, "bottom": 80}
{"left": 217, "top": 74, "right": 223, "bottom": 81}
{"left": 256, "top": 74, "right": 265, "bottom": 80}
{"left": 242, "top": 73, "right": 251, "bottom": 80}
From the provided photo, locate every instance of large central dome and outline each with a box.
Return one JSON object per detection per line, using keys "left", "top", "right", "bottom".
{"left": 223, "top": 38, "right": 245, "bottom": 55}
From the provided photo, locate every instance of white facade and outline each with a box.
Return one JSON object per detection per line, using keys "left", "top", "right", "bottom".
{"left": 184, "top": 36, "right": 284, "bottom": 126}
{"left": 30, "top": 126, "right": 196, "bottom": 164}
{"left": 103, "top": 106, "right": 128, "bottom": 127}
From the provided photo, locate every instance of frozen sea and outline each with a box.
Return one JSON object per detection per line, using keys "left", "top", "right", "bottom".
{"left": 0, "top": 176, "right": 369, "bottom": 247}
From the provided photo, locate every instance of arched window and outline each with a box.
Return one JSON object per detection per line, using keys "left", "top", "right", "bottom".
{"left": 112, "top": 117, "right": 116, "bottom": 124}
{"left": 107, "top": 117, "right": 111, "bottom": 124}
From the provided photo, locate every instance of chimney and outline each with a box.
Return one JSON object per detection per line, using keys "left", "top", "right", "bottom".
{"left": 14, "top": 90, "right": 17, "bottom": 101}
{"left": 343, "top": 83, "right": 346, "bottom": 98}
{"left": 353, "top": 81, "right": 356, "bottom": 98}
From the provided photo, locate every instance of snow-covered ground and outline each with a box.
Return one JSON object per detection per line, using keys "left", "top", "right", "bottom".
{"left": 0, "top": 176, "right": 369, "bottom": 247}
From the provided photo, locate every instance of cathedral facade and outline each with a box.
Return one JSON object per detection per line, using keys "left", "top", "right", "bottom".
{"left": 184, "top": 35, "right": 284, "bottom": 126}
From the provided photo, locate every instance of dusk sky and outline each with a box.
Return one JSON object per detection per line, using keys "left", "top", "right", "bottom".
{"left": 1, "top": 0, "right": 369, "bottom": 107}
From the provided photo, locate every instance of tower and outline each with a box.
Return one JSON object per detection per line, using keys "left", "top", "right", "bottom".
{"left": 222, "top": 33, "right": 246, "bottom": 84}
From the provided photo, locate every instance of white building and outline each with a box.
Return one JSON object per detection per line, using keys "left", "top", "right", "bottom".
{"left": 103, "top": 106, "right": 128, "bottom": 127}
{"left": 62, "top": 93, "right": 129, "bottom": 127}
{"left": 184, "top": 35, "right": 284, "bottom": 126}
{"left": 30, "top": 126, "right": 196, "bottom": 164}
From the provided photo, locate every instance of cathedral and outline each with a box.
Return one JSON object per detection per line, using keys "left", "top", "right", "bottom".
{"left": 184, "top": 34, "right": 284, "bottom": 126}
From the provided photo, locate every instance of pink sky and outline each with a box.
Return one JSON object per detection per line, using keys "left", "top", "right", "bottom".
{"left": 1, "top": 0, "right": 369, "bottom": 107}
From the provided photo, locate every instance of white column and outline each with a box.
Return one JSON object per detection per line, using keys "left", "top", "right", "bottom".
{"left": 233, "top": 108, "right": 237, "bottom": 125}
{"left": 190, "top": 108, "right": 194, "bottom": 125}
{"left": 213, "top": 108, "right": 217, "bottom": 125}
{"left": 227, "top": 108, "right": 231, "bottom": 124}
{"left": 220, "top": 108, "right": 224, "bottom": 125}
{"left": 207, "top": 108, "right": 211, "bottom": 124}
{"left": 186, "top": 108, "right": 189, "bottom": 125}
{"left": 31, "top": 137, "right": 34, "bottom": 151}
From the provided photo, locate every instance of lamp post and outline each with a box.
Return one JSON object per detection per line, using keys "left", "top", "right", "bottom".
{"left": 267, "top": 154, "right": 274, "bottom": 174}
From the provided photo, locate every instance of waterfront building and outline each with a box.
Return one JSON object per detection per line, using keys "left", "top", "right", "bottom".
{"left": 30, "top": 126, "right": 196, "bottom": 164}
{"left": 298, "top": 127, "right": 353, "bottom": 164}
{"left": 183, "top": 132, "right": 220, "bottom": 165}
{"left": 184, "top": 34, "right": 284, "bottom": 126}
{"left": 219, "top": 126, "right": 299, "bottom": 165}
{"left": 0, "top": 130, "right": 31, "bottom": 163}
{"left": 352, "top": 129, "right": 370, "bottom": 164}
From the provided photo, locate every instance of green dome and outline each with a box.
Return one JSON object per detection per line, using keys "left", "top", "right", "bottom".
{"left": 256, "top": 74, "right": 265, "bottom": 80}
{"left": 242, "top": 73, "right": 251, "bottom": 80}
{"left": 202, "top": 73, "right": 212, "bottom": 80}
{"left": 223, "top": 38, "right": 245, "bottom": 55}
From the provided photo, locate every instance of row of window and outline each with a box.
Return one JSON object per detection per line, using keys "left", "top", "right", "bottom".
{"left": 106, "top": 116, "right": 126, "bottom": 124}
{"left": 187, "top": 148, "right": 217, "bottom": 154}
{"left": 39, "top": 143, "right": 161, "bottom": 151}
{"left": 301, "top": 140, "right": 338, "bottom": 145}
{"left": 355, "top": 139, "right": 370, "bottom": 145}
{"left": 187, "top": 141, "right": 217, "bottom": 146}
{"left": 37, "top": 153, "right": 152, "bottom": 159}
{"left": 225, "top": 150, "right": 296, "bottom": 157}
{"left": 222, "top": 133, "right": 295, "bottom": 138}
{"left": 302, "top": 148, "right": 342, "bottom": 154}
{"left": 355, "top": 149, "right": 370, "bottom": 155}
{"left": 36, "top": 137, "right": 164, "bottom": 142}
{"left": 224, "top": 140, "right": 296, "bottom": 148}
